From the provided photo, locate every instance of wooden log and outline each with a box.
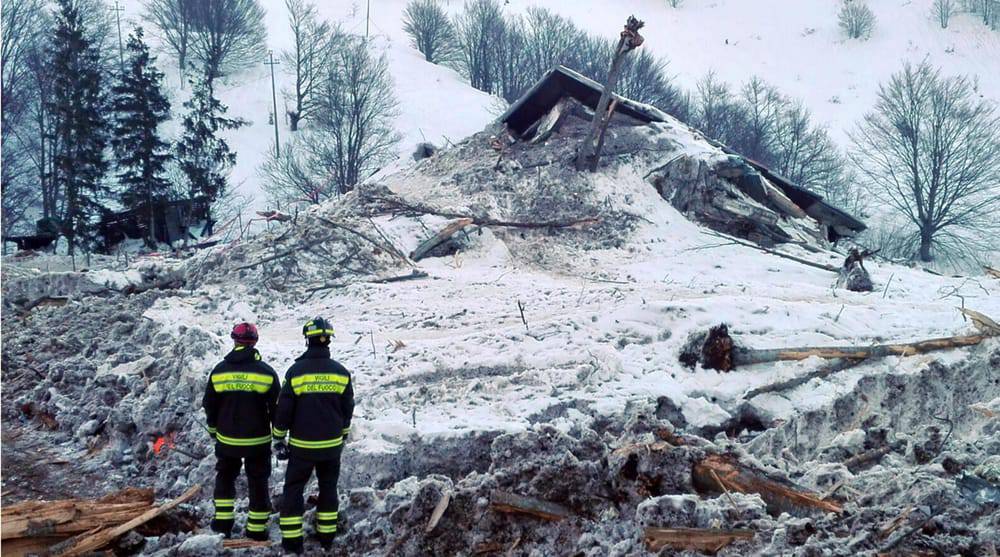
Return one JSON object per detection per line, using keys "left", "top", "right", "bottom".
{"left": 693, "top": 454, "right": 842, "bottom": 515}
{"left": 489, "top": 490, "right": 571, "bottom": 521}
{"left": 49, "top": 484, "right": 200, "bottom": 557}
{"left": 985, "top": 266, "right": 1000, "bottom": 279}
{"left": 410, "top": 218, "right": 474, "bottom": 261}
{"left": 643, "top": 527, "right": 754, "bottom": 553}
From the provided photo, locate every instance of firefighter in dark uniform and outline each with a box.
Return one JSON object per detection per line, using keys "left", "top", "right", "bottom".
{"left": 202, "top": 323, "right": 281, "bottom": 540}
{"left": 272, "top": 317, "right": 355, "bottom": 554}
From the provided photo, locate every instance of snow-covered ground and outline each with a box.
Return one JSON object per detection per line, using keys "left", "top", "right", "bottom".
{"left": 114, "top": 0, "right": 999, "bottom": 211}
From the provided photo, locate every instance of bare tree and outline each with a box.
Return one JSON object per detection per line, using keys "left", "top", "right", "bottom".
{"left": 313, "top": 37, "right": 400, "bottom": 194}
{"left": 851, "top": 62, "right": 1000, "bottom": 263}
{"left": 666, "top": 0, "right": 683, "bottom": 7}
{"left": 452, "top": 0, "right": 505, "bottom": 94}
{"left": 189, "top": 0, "right": 267, "bottom": 85}
{"left": 520, "top": 7, "right": 580, "bottom": 79}
{"left": 282, "top": 0, "right": 340, "bottom": 131}
{"left": 403, "top": 0, "right": 457, "bottom": 64}
{"left": 691, "top": 72, "right": 746, "bottom": 145}
{"left": 933, "top": 0, "right": 954, "bottom": 28}
{"left": 838, "top": 0, "right": 876, "bottom": 39}
{"left": 145, "top": 0, "right": 196, "bottom": 83}
{"left": 733, "top": 77, "right": 783, "bottom": 163}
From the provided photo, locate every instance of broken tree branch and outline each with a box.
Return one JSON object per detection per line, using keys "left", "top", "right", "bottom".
{"left": 742, "top": 358, "right": 865, "bottom": 400}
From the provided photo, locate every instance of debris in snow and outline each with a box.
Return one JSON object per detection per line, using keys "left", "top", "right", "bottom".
{"left": 838, "top": 248, "right": 874, "bottom": 292}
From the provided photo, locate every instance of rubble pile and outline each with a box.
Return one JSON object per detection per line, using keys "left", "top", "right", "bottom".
{"left": 327, "top": 350, "right": 999, "bottom": 556}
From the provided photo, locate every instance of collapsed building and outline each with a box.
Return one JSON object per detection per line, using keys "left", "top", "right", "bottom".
{"left": 501, "top": 65, "right": 866, "bottom": 246}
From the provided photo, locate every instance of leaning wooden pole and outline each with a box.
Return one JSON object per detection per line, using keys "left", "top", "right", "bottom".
{"left": 576, "top": 16, "right": 645, "bottom": 171}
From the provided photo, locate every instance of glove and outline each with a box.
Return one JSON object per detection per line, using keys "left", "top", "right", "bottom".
{"left": 273, "top": 440, "right": 290, "bottom": 461}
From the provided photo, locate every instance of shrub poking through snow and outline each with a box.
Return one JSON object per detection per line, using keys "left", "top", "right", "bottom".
{"left": 838, "top": 0, "right": 876, "bottom": 39}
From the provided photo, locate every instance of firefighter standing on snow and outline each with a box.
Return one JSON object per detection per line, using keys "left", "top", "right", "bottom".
{"left": 202, "top": 323, "right": 281, "bottom": 540}
{"left": 272, "top": 317, "right": 355, "bottom": 554}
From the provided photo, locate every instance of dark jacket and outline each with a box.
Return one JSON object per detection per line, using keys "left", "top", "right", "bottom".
{"left": 273, "top": 344, "right": 355, "bottom": 461}
{"left": 203, "top": 345, "right": 280, "bottom": 457}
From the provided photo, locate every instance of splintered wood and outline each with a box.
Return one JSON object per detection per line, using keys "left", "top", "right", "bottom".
{"left": 644, "top": 527, "right": 754, "bottom": 553}
{"left": 693, "top": 454, "right": 842, "bottom": 515}
{"left": 490, "top": 490, "right": 571, "bottom": 521}
{"left": 1, "top": 485, "right": 199, "bottom": 557}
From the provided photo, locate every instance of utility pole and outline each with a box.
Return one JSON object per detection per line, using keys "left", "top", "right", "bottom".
{"left": 265, "top": 50, "right": 281, "bottom": 156}
{"left": 366, "top": 0, "right": 371, "bottom": 38}
{"left": 112, "top": 0, "right": 125, "bottom": 74}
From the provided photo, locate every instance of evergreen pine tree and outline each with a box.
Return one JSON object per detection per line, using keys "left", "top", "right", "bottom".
{"left": 111, "top": 27, "right": 172, "bottom": 248}
{"left": 49, "top": 0, "right": 109, "bottom": 255}
{"left": 176, "top": 77, "right": 244, "bottom": 233}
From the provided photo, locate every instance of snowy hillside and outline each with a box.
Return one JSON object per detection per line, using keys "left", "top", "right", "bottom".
{"left": 118, "top": 0, "right": 1000, "bottom": 211}
{"left": 526, "top": 0, "right": 1000, "bottom": 146}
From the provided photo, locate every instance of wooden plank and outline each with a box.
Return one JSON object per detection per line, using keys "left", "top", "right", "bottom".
{"left": 223, "top": 539, "right": 273, "bottom": 549}
{"left": 49, "top": 484, "right": 200, "bottom": 557}
{"left": 693, "top": 454, "right": 842, "bottom": 515}
{"left": 489, "top": 490, "right": 571, "bottom": 521}
{"left": 425, "top": 491, "right": 451, "bottom": 533}
{"left": 410, "top": 218, "right": 474, "bottom": 261}
{"left": 644, "top": 527, "right": 754, "bottom": 553}
{"left": 0, "top": 535, "right": 68, "bottom": 557}
{"left": 3, "top": 502, "right": 150, "bottom": 539}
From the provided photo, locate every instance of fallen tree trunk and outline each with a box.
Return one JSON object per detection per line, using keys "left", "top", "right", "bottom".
{"left": 643, "top": 527, "right": 754, "bottom": 553}
{"left": 490, "top": 490, "right": 571, "bottom": 521}
{"left": 693, "top": 454, "right": 843, "bottom": 516}
{"left": 49, "top": 484, "right": 200, "bottom": 557}
{"left": 734, "top": 334, "right": 990, "bottom": 366}
{"left": 688, "top": 315, "right": 997, "bottom": 371}
{"left": 410, "top": 218, "right": 473, "bottom": 261}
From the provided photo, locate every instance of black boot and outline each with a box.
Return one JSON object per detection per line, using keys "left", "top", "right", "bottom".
{"left": 246, "top": 529, "right": 269, "bottom": 541}
{"left": 210, "top": 519, "right": 233, "bottom": 538}
{"left": 281, "top": 538, "right": 303, "bottom": 554}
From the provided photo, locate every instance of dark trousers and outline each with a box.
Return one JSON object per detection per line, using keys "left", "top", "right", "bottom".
{"left": 279, "top": 452, "right": 341, "bottom": 547}
{"left": 212, "top": 453, "right": 271, "bottom": 538}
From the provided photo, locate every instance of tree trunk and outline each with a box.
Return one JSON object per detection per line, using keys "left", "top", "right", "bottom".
{"left": 289, "top": 111, "right": 300, "bottom": 131}
{"left": 919, "top": 228, "right": 933, "bottom": 261}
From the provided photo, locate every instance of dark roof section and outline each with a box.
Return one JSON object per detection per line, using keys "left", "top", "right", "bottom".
{"left": 730, "top": 150, "right": 867, "bottom": 236}
{"left": 501, "top": 64, "right": 866, "bottom": 238}
{"left": 500, "top": 65, "right": 668, "bottom": 137}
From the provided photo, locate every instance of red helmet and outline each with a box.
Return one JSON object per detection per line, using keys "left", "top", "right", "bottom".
{"left": 230, "top": 322, "right": 259, "bottom": 345}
